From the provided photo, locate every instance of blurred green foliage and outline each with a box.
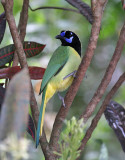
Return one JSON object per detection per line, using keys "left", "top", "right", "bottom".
{"left": 55, "top": 117, "right": 85, "bottom": 160}
{"left": 0, "top": 0, "right": 125, "bottom": 159}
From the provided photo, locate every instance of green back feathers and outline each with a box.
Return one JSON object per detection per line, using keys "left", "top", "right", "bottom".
{"left": 39, "top": 46, "right": 70, "bottom": 94}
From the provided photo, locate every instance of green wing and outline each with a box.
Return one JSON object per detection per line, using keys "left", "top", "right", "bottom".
{"left": 39, "top": 46, "right": 70, "bottom": 94}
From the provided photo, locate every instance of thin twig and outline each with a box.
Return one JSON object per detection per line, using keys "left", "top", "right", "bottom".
{"left": 78, "top": 72, "right": 125, "bottom": 157}
{"left": 18, "top": 0, "right": 29, "bottom": 41}
{"left": 1, "top": 0, "right": 53, "bottom": 159}
{"left": 49, "top": 0, "right": 108, "bottom": 154}
{"left": 80, "top": 22, "right": 125, "bottom": 122}
{"left": 29, "top": 5, "right": 80, "bottom": 14}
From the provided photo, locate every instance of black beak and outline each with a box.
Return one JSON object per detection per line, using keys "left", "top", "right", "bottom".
{"left": 55, "top": 35, "right": 65, "bottom": 40}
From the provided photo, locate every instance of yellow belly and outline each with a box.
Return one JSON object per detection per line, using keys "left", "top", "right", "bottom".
{"left": 51, "top": 74, "right": 73, "bottom": 91}
{"left": 45, "top": 76, "right": 73, "bottom": 103}
{"left": 45, "top": 47, "right": 81, "bottom": 103}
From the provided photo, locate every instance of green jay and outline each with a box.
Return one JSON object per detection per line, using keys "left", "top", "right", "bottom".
{"left": 36, "top": 30, "right": 81, "bottom": 147}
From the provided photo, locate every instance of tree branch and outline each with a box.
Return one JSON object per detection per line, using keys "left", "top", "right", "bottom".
{"left": 49, "top": 0, "right": 108, "bottom": 154}
{"left": 1, "top": 0, "right": 27, "bottom": 68}
{"left": 12, "top": 0, "right": 29, "bottom": 67}
{"left": 80, "top": 22, "right": 125, "bottom": 122}
{"left": 1, "top": 0, "right": 54, "bottom": 159}
{"left": 18, "top": 0, "right": 29, "bottom": 41}
{"left": 29, "top": 5, "right": 80, "bottom": 14}
{"left": 78, "top": 72, "right": 125, "bottom": 157}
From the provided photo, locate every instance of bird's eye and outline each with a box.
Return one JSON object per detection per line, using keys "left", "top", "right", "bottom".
{"left": 70, "top": 32, "right": 73, "bottom": 36}
{"left": 65, "top": 31, "right": 73, "bottom": 38}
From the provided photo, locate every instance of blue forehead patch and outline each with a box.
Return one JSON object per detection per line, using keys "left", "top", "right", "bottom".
{"left": 65, "top": 37, "right": 73, "bottom": 43}
{"left": 60, "top": 31, "right": 65, "bottom": 37}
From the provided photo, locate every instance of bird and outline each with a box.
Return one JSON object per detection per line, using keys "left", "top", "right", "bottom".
{"left": 36, "top": 30, "right": 81, "bottom": 147}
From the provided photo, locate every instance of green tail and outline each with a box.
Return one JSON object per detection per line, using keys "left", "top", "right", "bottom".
{"left": 36, "top": 87, "right": 46, "bottom": 148}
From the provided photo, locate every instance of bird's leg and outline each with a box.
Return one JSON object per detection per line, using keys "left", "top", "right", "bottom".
{"left": 58, "top": 92, "right": 66, "bottom": 107}
{"left": 63, "top": 70, "right": 77, "bottom": 80}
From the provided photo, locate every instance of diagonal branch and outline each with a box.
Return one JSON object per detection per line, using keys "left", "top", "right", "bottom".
{"left": 12, "top": 0, "right": 29, "bottom": 66}
{"left": 78, "top": 72, "right": 125, "bottom": 157}
{"left": 80, "top": 22, "right": 125, "bottom": 122}
{"left": 49, "top": 0, "right": 108, "bottom": 154}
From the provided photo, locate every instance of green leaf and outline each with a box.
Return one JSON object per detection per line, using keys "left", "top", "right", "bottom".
{"left": 23, "top": 41, "right": 45, "bottom": 58}
{"left": 0, "top": 41, "right": 46, "bottom": 67}
{"left": 55, "top": 117, "right": 85, "bottom": 160}
{"left": 0, "top": 44, "right": 15, "bottom": 67}
{"left": 0, "top": 68, "right": 31, "bottom": 140}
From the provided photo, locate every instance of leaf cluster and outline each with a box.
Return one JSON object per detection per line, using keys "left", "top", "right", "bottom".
{"left": 54, "top": 117, "right": 85, "bottom": 160}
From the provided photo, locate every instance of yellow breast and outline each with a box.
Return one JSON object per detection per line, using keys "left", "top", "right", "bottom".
{"left": 48, "top": 47, "right": 81, "bottom": 93}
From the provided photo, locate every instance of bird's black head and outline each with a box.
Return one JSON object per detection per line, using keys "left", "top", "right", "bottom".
{"left": 55, "top": 30, "right": 81, "bottom": 56}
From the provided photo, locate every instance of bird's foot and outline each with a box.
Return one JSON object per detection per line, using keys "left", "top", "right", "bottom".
{"left": 63, "top": 70, "right": 77, "bottom": 80}
{"left": 58, "top": 92, "right": 66, "bottom": 107}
